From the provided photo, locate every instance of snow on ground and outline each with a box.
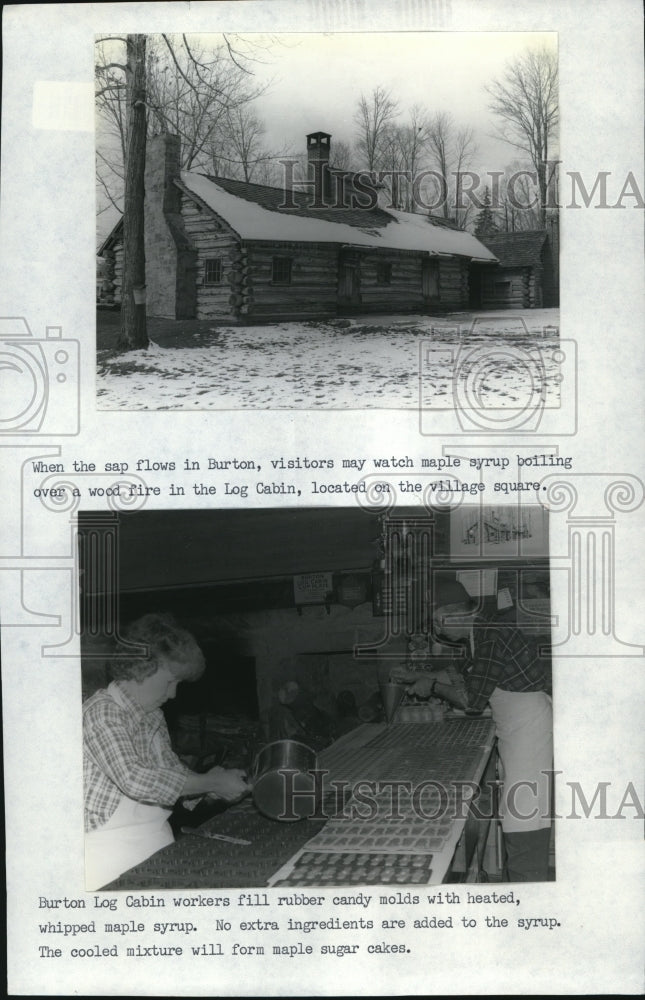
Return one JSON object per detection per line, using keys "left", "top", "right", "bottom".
{"left": 96, "top": 309, "right": 560, "bottom": 411}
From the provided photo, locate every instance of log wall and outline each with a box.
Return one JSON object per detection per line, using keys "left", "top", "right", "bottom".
{"left": 239, "top": 241, "right": 339, "bottom": 321}
{"left": 104, "top": 215, "right": 475, "bottom": 321}
{"left": 131, "top": 173, "right": 482, "bottom": 322}
{"left": 528, "top": 265, "right": 544, "bottom": 308}
{"left": 181, "top": 195, "right": 239, "bottom": 320}
{"left": 353, "top": 252, "right": 426, "bottom": 313}
{"left": 438, "top": 257, "right": 470, "bottom": 310}
{"left": 541, "top": 239, "right": 557, "bottom": 307}
{"left": 97, "top": 246, "right": 120, "bottom": 305}
{"left": 480, "top": 267, "right": 530, "bottom": 309}
{"left": 102, "top": 243, "right": 124, "bottom": 305}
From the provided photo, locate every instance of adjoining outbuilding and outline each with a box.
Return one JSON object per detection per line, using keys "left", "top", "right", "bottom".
{"left": 470, "top": 228, "right": 559, "bottom": 310}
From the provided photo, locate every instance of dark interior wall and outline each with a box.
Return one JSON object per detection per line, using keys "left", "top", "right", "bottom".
{"left": 81, "top": 587, "right": 395, "bottom": 736}
{"left": 79, "top": 507, "right": 402, "bottom": 725}
{"left": 78, "top": 508, "right": 549, "bottom": 732}
{"left": 112, "top": 507, "right": 385, "bottom": 591}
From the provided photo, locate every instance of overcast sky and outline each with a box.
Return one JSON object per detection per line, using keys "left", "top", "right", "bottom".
{"left": 228, "top": 31, "right": 557, "bottom": 171}
{"left": 96, "top": 30, "right": 557, "bottom": 241}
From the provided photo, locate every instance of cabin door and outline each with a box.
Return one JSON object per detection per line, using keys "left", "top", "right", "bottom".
{"left": 468, "top": 265, "right": 483, "bottom": 309}
{"left": 422, "top": 258, "right": 439, "bottom": 304}
{"left": 338, "top": 253, "right": 361, "bottom": 310}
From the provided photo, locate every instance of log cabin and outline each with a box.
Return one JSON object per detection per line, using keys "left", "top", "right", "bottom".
{"left": 98, "top": 131, "right": 497, "bottom": 323}
{"left": 470, "top": 229, "right": 559, "bottom": 310}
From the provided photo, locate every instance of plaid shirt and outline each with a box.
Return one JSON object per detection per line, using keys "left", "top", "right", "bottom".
{"left": 462, "top": 618, "right": 548, "bottom": 714}
{"left": 83, "top": 680, "right": 190, "bottom": 832}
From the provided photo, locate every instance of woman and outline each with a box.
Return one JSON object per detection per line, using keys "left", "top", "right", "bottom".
{"left": 392, "top": 577, "right": 553, "bottom": 882}
{"left": 83, "top": 613, "right": 249, "bottom": 890}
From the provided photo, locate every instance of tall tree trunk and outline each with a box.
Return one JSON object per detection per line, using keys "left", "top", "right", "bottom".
{"left": 119, "top": 34, "right": 148, "bottom": 350}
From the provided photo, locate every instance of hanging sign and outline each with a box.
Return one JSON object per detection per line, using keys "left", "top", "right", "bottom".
{"left": 293, "top": 572, "right": 333, "bottom": 605}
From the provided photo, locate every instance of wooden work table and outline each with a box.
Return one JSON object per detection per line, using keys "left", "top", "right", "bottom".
{"left": 104, "top": 718, "right": 497, "bottom": 892}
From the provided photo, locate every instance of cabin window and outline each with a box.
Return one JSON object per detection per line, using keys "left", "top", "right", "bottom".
{"left": 204, "top": 258, "right": 222, "bottom": 284}
{"left": 376, "top": 261, "right": 392, "bottom": 284}
{"left": 272, "top": 257, "right": 292, "bottom": 285}
{"left": 494, "top": 279, "right": 512, "bottom": 292}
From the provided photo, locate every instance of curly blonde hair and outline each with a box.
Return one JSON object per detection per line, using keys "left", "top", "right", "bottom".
{"left": 109, "top": 613, "right": 205, "bottom": 683}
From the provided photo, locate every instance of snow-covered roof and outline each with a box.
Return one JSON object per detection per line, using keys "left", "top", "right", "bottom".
{"left": 179, "top": 172, "right": 497, "bottom": 262}
{"left": 97, "top": 219, "right": 122, "bottom": 257}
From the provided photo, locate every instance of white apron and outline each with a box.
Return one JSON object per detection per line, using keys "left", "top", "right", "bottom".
{"left": 489, "top": 688, "right": 553, "bottom": 834}
{"left": 85, "top": 683, "right": 175, "bottom": 890}
{"left": 85, "top": 793, "right": 174, "bottom": 891}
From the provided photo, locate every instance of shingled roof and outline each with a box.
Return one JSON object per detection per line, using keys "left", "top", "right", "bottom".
{"left": 178, "top": 172, "right": 497, "bottom": 261}
{"left": 99, "top": 172, "right": 498, "bottom": 263}
{"left": 482, "top": 230, "right": 548, "bottom": 268}
{"left": 203, "top": 174, "right": 396, "bottom": 229}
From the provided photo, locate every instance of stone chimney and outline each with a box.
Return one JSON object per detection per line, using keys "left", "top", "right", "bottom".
{"left": 144, "top": 133, "right": 197, "bottom": 319}
{"left": 306, "top": 131, "right": 332, "bottom": 206}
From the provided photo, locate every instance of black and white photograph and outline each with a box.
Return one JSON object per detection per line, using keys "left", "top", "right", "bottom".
{"left": 79, "top": 504, "right": 554, "bottom": 892}
{"left": 95, "top": 32, "right": 560, "bottom": 410}
{"left": 2, "top": 1, "right": 644, "bottom": 995}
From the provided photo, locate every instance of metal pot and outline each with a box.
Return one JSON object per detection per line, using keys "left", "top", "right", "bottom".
{"left": 251, "top": 739, "right": 318, "bottom": 822}
{"left": 379, "top": 681, "right": 407, "bottom": 724}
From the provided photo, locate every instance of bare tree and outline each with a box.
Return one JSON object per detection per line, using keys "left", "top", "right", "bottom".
{"left": 486, "top": 45, "right": 558, "bottom": 225}
{"left": 96, "top": 33, "right": 270, "bottom": 351}
{"left": 96, "top": 34, "right": 268, "bottom": 215}
{"left": 350, "top": 95, "right": 478, "bottom": 221}
{"left": 95, "top": 37, "right": 128, "bottom": 217}
{"left": 378, "top": 123, "right": 406, "bottom": 209}
{"left": 119, "top": 34, "right": 148, "bottom": 350}
{"left": 452, "top": 125, "right": 477, "bottom": 229}
{"left": 153, "top": 35, "right": 265, "bottom": 170}
{"left": 391, "top": 106, "right": 431, "bottom": 211}
{"left": 426, "top": 112, "right": 452, "bottom": 218}
{"left": 330, "top": 139, "right": 354, "bottom": 172}
{"left": 217, "top": 106, "right": 266, "bottom": 181}
{"left": 207, "top": 107, "right": 295, "bottom": 184}
{"left": 354, "top": 86, "right": 400, "bottom": 171}
{"left": 496, "top": 159, "right": 543, "bottom": 232}
{"left": 426, "top": 112, "right": 477, "bottom": 227}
